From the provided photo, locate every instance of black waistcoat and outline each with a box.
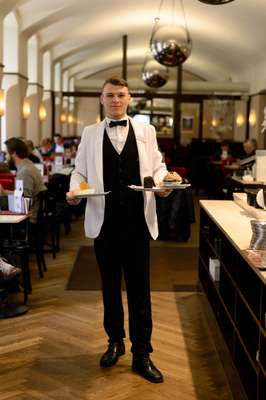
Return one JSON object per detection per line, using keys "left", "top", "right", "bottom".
{"left": 102, "top": 121, "right": 144, "bottom": 227}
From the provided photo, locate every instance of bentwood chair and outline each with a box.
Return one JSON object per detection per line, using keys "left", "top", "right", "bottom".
{"left": 0, "top": 220, "right": 32, "bottom": 304}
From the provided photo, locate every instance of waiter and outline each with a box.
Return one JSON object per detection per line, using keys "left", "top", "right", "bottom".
{"left": 67, "top": 77, "right": 179, "bottom": 383}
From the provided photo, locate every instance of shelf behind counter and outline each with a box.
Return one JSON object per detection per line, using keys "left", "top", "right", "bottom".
{"left": 199, "top": 200, "right": 266, "bottom": 400}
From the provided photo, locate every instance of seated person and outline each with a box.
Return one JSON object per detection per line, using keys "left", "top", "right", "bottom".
{"left": 229, "top": 138, "right": 258, "bottom": 174}
{"left": 40, "top": 137, "right": 53, "bottom": 157}
{"left": 23, "top": 139, "right": 42, "bottom": 163}
{"left": 0, "top": 137, "right": 47, "bottom": 223}
{"left": 223, "top": 139, "right": 258, "bottom": 199}
{"left": 53, "top": 134, "right": 65, "bottom": 153}
{"left": 64, "top": 145, "right": 72, "bottom": 164}
{"left": 212, "top": 140, "right": 232, "bottom": 162}
{"left": 23, "top": 139, "right": 42, "bottom": 164}
{"left": 0, "top": 256, "right": 21, "bottom": 281}
{"left": 241, "top": 138, "right": 257, "bottom": 158}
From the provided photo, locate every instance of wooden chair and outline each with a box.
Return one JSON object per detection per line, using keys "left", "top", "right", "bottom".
{"left": 0, "top": 223, "right": 32, "bottom": 304}
{"left": 29, "top": 191, "right": 49, "bottom": 277}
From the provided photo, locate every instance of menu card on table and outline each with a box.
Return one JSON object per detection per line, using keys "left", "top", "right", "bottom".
{"left": 54, "top": 156, "right": 63, "bottom": 173}
{"left": 8, "top": 179, "right": 25, "bottom": 213}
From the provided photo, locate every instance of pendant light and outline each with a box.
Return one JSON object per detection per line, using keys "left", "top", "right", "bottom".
{"left": 198, "top": 1, "right": 235, "bottom": 4}
{"left": 150, "top": 0, "right": 192, "bottom": 67}
{"left": 142, "top": 52, "right": 169, "bottom": 88}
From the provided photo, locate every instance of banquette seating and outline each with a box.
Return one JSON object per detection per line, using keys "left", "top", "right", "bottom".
{"left": 0, "top": 172, "right": 15, "bottom": 190}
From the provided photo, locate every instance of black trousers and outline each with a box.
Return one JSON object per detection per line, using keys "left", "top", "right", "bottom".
{"left": 94, "top": 211, "right": 153, "bottom": 355}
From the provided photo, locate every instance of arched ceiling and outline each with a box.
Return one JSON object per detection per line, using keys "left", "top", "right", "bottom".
{"left": 3, "top": 0, "right": 266, "bottom": 91}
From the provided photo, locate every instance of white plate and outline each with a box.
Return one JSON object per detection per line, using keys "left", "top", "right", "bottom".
{"left": 256, "top": 189, "right": 266, "bottom": 209}
{"left": 71, "top": 191, "right": 111, "bottom": 199}
{"left": 161, "top": 182, "right": 190, "bottom": 189}
{"left": 128, "top": 184, "right": 190, "bottom": 192}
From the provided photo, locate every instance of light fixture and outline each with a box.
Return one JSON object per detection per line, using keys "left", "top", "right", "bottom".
{"left": 39, "top": 104, "right": 47, "bottom": 121}
{"left": 198, "top": 1, "right": 235, "bottom": 4}
{"left": 0, "top": 89, "right": 5, "bottom": 117}
{"left": 236, "top": 113, "right": 244, "bottom": 128}
{"left": 22, "top": 100, "right": 31, "bottom": 119}
{"left": 150, "top": 0, "right": 192, "bottom": 67}
{"left": 67, "top": 113, "right": 74, "bottom": 124}
{"left": 142, "top": 52, "right": 169, "bottom": 88}
{"left": 211, "top": 118, "right": 218, "bottom": 128}
{"left": 249, "top": 110, "right": 256, "bottom": 127}
{"left": 60, "top": 111, "right": 67, "bottom": 123}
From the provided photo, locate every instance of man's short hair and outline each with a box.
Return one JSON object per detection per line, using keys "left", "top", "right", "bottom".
{"left": 5, "top": 137, "right": 29, "bottom": 159}
{"left": 102, "top": 76, "right": 129, "bottom": 91}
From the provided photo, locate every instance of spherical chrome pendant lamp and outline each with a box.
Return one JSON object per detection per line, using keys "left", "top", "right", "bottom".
{"left": 198, "top": 0, "right": 235, "bottom": 4}
{"left": 149, "top": 0, "right": 192, "bottom": 67}
{"left": 150, "top": 21, "right": 192, "bottom": 67}
{"left": 142, "top": 55, "right": 169, "bottom": 88}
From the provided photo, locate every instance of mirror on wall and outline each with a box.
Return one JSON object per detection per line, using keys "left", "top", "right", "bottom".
{"left": 180, "top": 103, "right": 200, "bottom": 144}
{"left": 128, "top": 97, "right": 200, "bottom": 143}
{"left": 128, "top": 97, "right": 173, "bottom": 137}
{"left": 73, "top": 94, "right": 247, "bottom": 146}
{"left": 203, "top": 98, "right": 235, "bottom": 141}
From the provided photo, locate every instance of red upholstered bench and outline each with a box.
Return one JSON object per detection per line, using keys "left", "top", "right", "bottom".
{"left": 0, "top": 178, "right": 14, "bottom": 190}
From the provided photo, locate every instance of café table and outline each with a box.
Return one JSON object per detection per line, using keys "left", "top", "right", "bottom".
{"left": 232, "top": 176, "right": 265, "bottom": 189}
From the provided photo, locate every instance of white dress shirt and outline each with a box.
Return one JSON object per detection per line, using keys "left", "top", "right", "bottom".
{"left": 105, "top": 116, "right": 129, "bottom": 154}
{"left": 70, "top": 117, "right": 168, "bottom": 239}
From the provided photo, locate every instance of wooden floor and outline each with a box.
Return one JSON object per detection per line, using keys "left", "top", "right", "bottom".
{"left": 0, "top": 211, "right": 236, "bottom": 400}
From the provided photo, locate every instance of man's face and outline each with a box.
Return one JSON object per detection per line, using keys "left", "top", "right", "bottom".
{"left": 100, "top": 83, "right": 131, "bottom": 120}
{"left": 243, "top": 141, "right": 254, "bottom": 155}
{"left": 6, "top": 151, "right": 13, "bottom": 162}
{"left": 6, "top": 151, "right": 16, "bottom": 168}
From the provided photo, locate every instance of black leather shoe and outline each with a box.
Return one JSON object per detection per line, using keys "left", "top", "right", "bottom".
{"left": 100, "top": 341, "right": 125, "bottom": 368}
{"left": 132, "top": 355, "right": 164, "bottom": 383}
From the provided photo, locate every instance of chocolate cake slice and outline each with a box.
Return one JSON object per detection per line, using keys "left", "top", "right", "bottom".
{"left": 144, "top": 176, "right": 155, "bottom": 188}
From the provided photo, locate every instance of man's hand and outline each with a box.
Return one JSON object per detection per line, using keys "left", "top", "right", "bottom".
{"left": 156, "top": 188, "right": 172, "bottom": 198}
{"left": 66, "top": 191, "right": 81, "bottom": 205}
{"left": 156, "top": 171, "right": 182, "bottom": 197}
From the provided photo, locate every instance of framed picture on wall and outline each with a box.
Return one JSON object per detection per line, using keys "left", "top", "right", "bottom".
{"left": 182, "top": 116, "right": 194, "bottom": 132}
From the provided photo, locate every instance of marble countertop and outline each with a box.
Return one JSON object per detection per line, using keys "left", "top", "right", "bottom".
{"left": 200, "top": 200, "right": 266, "bottom": 282}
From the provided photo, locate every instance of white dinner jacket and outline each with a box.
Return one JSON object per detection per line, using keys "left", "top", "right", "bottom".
{"left": 69, "top": 117, "right": 167, "bottom": 239}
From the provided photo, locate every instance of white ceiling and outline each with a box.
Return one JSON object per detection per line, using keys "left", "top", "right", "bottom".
{"left": 2, "top": 0, "right": 266, "bottom": 92}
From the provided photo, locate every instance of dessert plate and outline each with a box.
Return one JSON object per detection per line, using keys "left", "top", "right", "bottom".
{"left": 161, "top": 182, "right": 190, "bottom": 189}
{"left": 128, "top": 184, "right": 190, "bottom": 192}
{"left": 256, "top": 189, "right": 266, "bottom": 209}
{"left": 70, "top": 190, "right": 111, "bottom": 199}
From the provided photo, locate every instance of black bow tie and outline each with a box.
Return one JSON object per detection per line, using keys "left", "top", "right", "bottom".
{"left": 109, "top": 119, "right": 127, "bottom": 128}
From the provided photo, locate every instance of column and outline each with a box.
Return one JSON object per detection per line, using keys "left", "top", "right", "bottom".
{"left": 1, "top": 72, "right": 28, "bottom": 139}
{"left": 249, "top": 94, "right": 266, "bottom": 148}
{"left": 41, "top": 90, "right": 52, "bottom": 140}
{"left": 25, "top": 82, "right": 43, "bottom": 145}
{"left": 234, "top": 99, "right": 247, "bottom": 142}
